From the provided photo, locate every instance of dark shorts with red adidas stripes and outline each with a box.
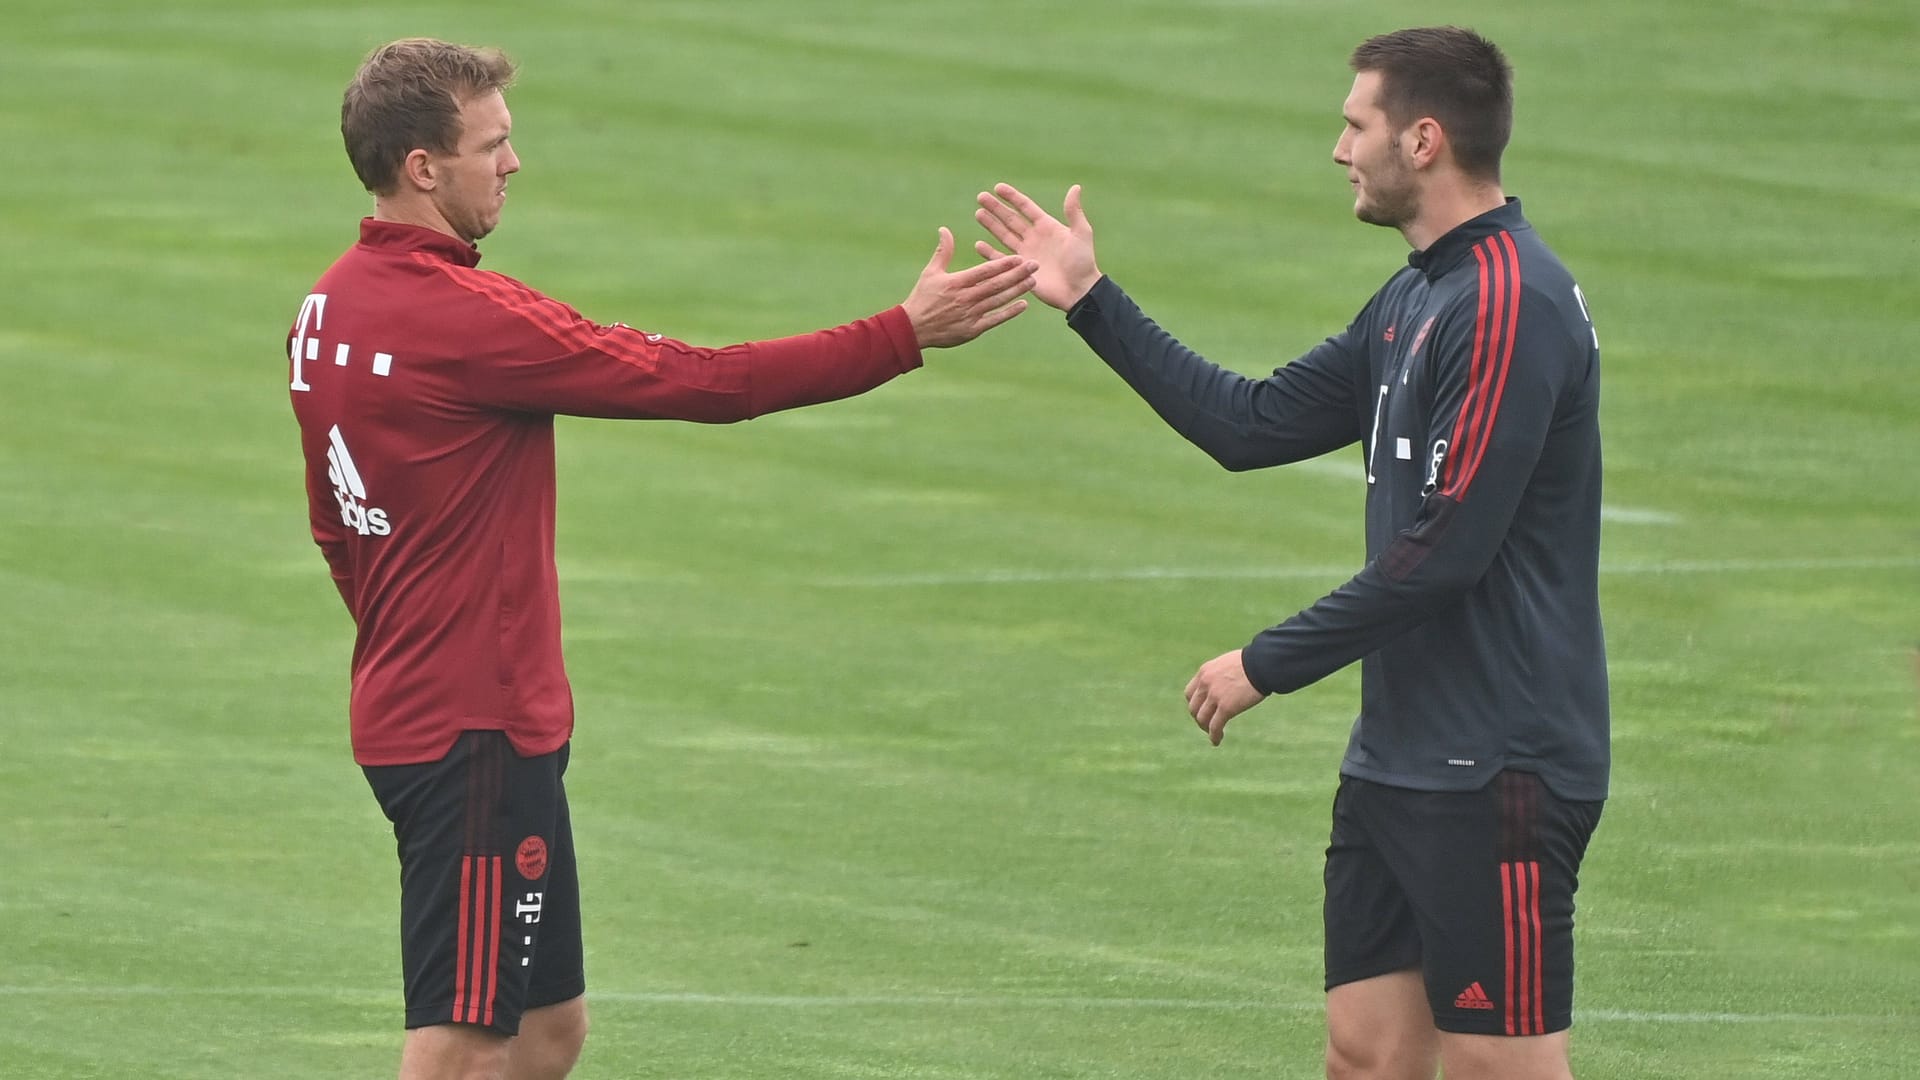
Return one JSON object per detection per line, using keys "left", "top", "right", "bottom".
{"left": 363, "top": 730, "right": 585, "bottom": 1035}
{"left": 1323, "top": 770, "right": 1603, "bottom": 1036}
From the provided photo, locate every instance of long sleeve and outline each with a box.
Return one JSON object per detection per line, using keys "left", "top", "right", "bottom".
{"left": 432, "top": 264, "right": 922, "bottom": 421}
{"left": 304, "top": 459, "right": 356, "bottom": 612}
{"left": 1240, "top": 282, "right": 1586, "bottom": 696}
{"left": 1064, "top": 276, "right": 1367, "bottom": 470}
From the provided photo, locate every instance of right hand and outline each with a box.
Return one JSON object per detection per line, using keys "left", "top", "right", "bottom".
{"left": 974, "top": 182, "right": 1101, "bottom": 311}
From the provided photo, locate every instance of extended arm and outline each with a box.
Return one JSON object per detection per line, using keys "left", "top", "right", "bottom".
{"left": 1067, "top": 278, "right": 1364, "bottom": 469}
{"left": 977, "top": 183, "right": 1362, "bottom": 469}
{"left": 438, "top": 234, "right": 1035, "bottom": 420}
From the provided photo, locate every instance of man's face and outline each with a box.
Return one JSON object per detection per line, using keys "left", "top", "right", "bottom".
{"left": 1332, "top": 71, "right": 1419, "bottom": 230}
{"left": 430, "top": 89, "right": 519, "bottom": 243}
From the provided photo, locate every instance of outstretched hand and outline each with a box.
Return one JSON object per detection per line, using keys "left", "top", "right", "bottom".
{"left": 974, "top": 183, "right": 1101, "bottom": 311}
{"left": 1185, "top": 649, "right": 1267, "bottom": 746}
{"left": 901, "top": 227, "right": 1038, "bottom": 349}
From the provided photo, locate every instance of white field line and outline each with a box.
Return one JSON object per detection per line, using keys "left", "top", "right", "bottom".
{"left": 813, "top": 555, "right": 1920, "bottom": 588}
{"left": 1600, "top": 506, "right": 1682, "bottom": 525}
{"left": 1656, "top": 841, "right": 1920, "bottom": 859}
{"left": 0, "top": 985, "right": 1895, "bottom": 1025}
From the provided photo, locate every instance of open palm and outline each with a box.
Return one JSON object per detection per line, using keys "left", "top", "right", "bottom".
{"left": 974, "top": 183, "right": 1102, "bottom": 311}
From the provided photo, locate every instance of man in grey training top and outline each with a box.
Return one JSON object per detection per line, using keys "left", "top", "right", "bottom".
{"left": 976, "top": 25, "right": 1608, "bottom": 1080}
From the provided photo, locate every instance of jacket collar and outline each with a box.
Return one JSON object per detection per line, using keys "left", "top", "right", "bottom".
{"left": 1406, "top": 197, "right": 1526, "bottom": 281}
{"left": 356, "top": 217, "right": 483, "bottom": 268}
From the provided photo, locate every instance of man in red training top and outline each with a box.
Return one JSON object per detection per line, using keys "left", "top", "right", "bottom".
{"left": 288, "top": 38, "right": 1035, "bottom": 1080}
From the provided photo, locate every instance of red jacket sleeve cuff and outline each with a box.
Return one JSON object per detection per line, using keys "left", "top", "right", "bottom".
{"left": 876, "top": 305, "right": 925, "bottom": 373}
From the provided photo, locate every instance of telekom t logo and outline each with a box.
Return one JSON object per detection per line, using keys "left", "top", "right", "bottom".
{"left": 289, "top": 293, "right": 325, "bottom": 391}
{"left": 289, "top": 292, "right": 394, "bottom": 390}
{"left": 515, "top": 892, "right": 545, "bottom": 969}
{"left": 517, "top": 892, "right": 545, "bottom": 925}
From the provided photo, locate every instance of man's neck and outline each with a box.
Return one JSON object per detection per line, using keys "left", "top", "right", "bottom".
{"left": 372, "top": 195, "right": 463, "bottom": 244}
{"left": 1402, "top": 183, "right": 1507, "bottom": 252}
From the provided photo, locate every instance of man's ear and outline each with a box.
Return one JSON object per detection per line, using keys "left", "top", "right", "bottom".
{"left": 1405, "top": 116, "right": 1447, "bottom": 170}
{"left": 400, "top": 148, "right": 437, "bottom": 192}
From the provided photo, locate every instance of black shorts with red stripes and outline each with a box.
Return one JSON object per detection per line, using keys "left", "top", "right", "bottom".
{"left": 363, "top": 730, "right": 584, "bottom": 1034}
{"left": 1323, "top": 770, "right": 1603, "bottom": 1036}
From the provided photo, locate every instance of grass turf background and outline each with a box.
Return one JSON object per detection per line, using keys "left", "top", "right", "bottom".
{"left": 1, "top": 1, "right": 1915, "bottom": 1076}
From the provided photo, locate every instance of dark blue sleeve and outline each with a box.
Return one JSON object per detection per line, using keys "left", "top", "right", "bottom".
{"left": 1239, "top": 283, "right": 1582, "bottom": 695}
{"left": 1064, "top": 276, "right": 1367, "bottom": 470}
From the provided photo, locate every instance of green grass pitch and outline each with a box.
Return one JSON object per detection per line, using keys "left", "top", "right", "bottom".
{"left": 1, "top": 1, "right": 1915, "bottom": 1076}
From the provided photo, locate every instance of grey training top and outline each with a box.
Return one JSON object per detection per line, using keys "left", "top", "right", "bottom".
{"left": 1066, "top": 199, "right": 1609, "bottom": 801}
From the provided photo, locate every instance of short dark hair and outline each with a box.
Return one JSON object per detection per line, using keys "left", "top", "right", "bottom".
{"left": 341, "top": 38, "right": 517, "bottom": 195}
{"left": 1350, "top": 27, "right": 1512, "bottom": 181}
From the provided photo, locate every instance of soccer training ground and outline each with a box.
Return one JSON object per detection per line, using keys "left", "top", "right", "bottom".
{"left": 1, "top": 1, "right": 1914, "bottom": 1076}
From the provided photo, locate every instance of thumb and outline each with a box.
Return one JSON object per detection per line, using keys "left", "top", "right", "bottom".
{"left": 1064, "top": 184, "right": 1088, "bottom": 233}
{"left": 924, "top": 226, "right": 954, "bottom": 274}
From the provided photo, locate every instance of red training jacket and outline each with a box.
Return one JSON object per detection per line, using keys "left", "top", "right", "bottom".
{"left": 287, "top": 219, "right": 922, "bottom": 765}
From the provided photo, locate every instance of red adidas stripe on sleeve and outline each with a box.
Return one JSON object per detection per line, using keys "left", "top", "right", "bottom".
{"left": 420, "top": 254, "right": 672, "bottom": 374}
{"left": 1441, "top": 233, "right": 1521, "bottom": 500}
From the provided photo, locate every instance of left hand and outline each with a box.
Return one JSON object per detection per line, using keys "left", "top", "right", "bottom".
{"left": 1185, "top": 649, "right": 1266, "bottom": 746}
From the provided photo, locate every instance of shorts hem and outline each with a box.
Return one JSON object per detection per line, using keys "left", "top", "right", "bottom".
{"left": 1324, "top": 958, "right": 1420, "bottom": 994}
{"left": 404, "top": 1003, "right": 521, "bottom": 1037}
{"left": 1432, "top": 1013, "right": 1573, "bottom": 1036}
{"left": 528, "top": 974, "right": 587, "bottom": 1011}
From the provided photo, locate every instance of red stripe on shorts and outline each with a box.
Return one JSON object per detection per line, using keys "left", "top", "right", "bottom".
{"left": 1501, "top": 859, "right": 1546, "bottom": 1035}
{"left": 1501, "top": 861, "right": 1517, "bottom": 1035}
{"left": 483, "top": 855, "right": 503, "bottom": 1026}
{"left": 454, "top": 856, "right": 474, "bottom": 1022}
{"left": 1528, "top": 860, "right": 1545, "bottom": 1035}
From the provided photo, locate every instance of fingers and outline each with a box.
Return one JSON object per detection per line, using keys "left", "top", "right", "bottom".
{"left": 1064, "top": 184, "right": 1088, "bottom": 231}
{"left": 976, "top": 188, "right": 1029, "bottom": 229}
{"left": 976, "top": 265, "right": 1040, "bottom": 311}
{"left": 1186, "top": 666, "right": 1232, "bottom": 745}
{"left": 1191, "top": 693, "right": 1224, "bottom": 745}
{"left": 923, "top": 226, "right": 955, "bottom": 274}
{"left": 947, "top": 251, "right": 1033, "bottom": 289}
{"left": 1185, "top": 671, "right": 1213, "bottom": 737}
{"left": 971, "top": 298, "right": 1028, "bottom": 333}
{"left": 916, "top": 253, "right": 1036, "bottom": 346}
{"left": 974, "top": 199, "right": 1025, "bottom": 252}
{"left": 939, "top": 263, "right": 1035, "bottom": 327}
{"left": 975, "top": 238, "right": 1009, "bottom": 261}
{"left": 955, "top": 254, "right": 1036, "bottom": 305}
{"left": 992, "top": 181, "right": 1051, "bottom": 223}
